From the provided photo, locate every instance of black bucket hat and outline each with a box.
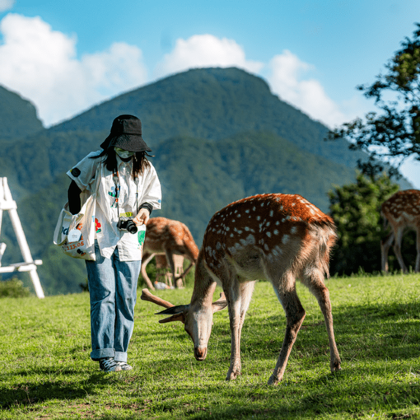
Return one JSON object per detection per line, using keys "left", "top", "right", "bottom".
{"left": 100, "top": 114, "right": 152, "bottom": 152}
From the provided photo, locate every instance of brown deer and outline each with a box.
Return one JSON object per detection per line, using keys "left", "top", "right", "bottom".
{"left": 141, "top": 217, "right": 199, "bottom": 290}
{"left": 381, "top": 189, "right": 420, "bottom": 273}
{"left": 141, "top": 193, "right": 341, "bottom": 385}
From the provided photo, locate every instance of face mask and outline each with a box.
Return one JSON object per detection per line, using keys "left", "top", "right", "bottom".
{"left": 114, "top": 147, "right": 134, "bottom": 159}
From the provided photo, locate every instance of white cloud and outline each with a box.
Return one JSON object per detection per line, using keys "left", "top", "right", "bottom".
{"left": 0, "top": 0, "right": 14, "bottom": 13}
{"left": 0, "top": 14, "right": 147, "bottom": 126}
{"left": 154, "top": 34, "right": 263, "bottom": 78}
{"left": 266, "top": 50, "right": 348, "bottom": 128}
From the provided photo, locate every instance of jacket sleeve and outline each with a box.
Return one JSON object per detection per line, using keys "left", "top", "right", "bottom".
{"left": 66, "top": 150, "right": 102, "bottom": 192}
{"left": 141, "top": 163, "right": 162, "bottom": 210}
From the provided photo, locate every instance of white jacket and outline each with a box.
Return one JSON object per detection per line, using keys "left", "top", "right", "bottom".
{"left": 67, "top": 150, "right": 162, "bottom": 261}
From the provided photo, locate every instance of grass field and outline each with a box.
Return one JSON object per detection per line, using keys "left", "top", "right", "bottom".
{"left": 1, "top": 273, "right": 420, "bottom": 419}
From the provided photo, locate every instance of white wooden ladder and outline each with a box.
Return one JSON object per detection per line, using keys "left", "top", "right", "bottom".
{"left": 0, "top": 177, "right": 44, "bottom": 298}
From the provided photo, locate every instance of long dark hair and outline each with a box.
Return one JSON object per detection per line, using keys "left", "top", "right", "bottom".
{"left": 91, "top": 147, "right": 151, "bottom": 178}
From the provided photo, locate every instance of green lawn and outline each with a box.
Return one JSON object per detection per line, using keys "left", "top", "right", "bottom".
{"left": 1, "top": 274, "right": 420, "bottom": 419}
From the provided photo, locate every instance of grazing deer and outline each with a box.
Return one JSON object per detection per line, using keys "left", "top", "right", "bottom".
{"left": 381, "top": 189, "right": 420, "bottom": 273}
{"left": 141, "top": 193, "right": 341, "bottom": 385}
{"left": 141, "top": 217, "right": 199, "bottom": 290}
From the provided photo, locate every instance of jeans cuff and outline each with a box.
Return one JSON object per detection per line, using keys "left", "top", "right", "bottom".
{"left": 90, "top": 348, "right": 114, "bottom": 361}
{"left": 114, "top": 351, "right": 127, "bottom": 363}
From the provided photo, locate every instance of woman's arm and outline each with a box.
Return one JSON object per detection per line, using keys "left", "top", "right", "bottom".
{"left": 68, "top": 180, "right": 82, "bottom": 215}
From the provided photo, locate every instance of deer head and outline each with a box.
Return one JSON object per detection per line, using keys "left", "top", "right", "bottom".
{"left": 141, "top": 288, "right": 227, "bottom": 360}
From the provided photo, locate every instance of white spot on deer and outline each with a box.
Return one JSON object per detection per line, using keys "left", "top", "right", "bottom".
{"left": 235, "top": 243, "right": 242, "bottom": 251}
{"left": 245, "top": 209, "right": 250, "bottom": 213}
{"left": 217, "top": 230, "right": 221, "bottom": 234}
{"left": 266, "top": 221, "right": 271, "bottom": 227}
{"left": 237, "top": 230, "right": 243, "bottom": 234}
{"left": 257, "top": 216, "right": 261, "bottom": 221}
{"left": 245, "top": 226, "right": 250, "bottom": 231}
{"left": 270, "top": 210, "right": 274, "bottom": 217}
{"left": 240, "top": 234, "right": 255, "bottom": 246}
{"left": 234, "top": 209, "right": 238, "bottom": 213}
{"left": 291, "top": 226, "right": 297, "bottom": 234}
{"left": 266, "top": 231, "right": 272, "bottom": 238}
{"left": 230, "top": 233, "right": 234, "bottom": 238}
{"left": 216, "top": 242, "right": 222, "bottom": 250}
{"left": 286, "top": 216, "right": 291, "bottom": 220}
{"left": 292, "top": 203, "right": 296, "bottom": 206}
{"left": 252, "top": 207, "right": 256, "bottom": 211}
{"left": 232, "top": 219, "right": 236, "bottom": 223}
{"left": 261, "top": 202, "right": 265, "bottom": 207}
{"left": 282, "top": 235, "right": 289, "bottom": 244}
{"left": 273, "top": 229, "right": 279, "bottom": 235}
{"left": 273, "top": 245, "right": 283, "bottom": 256}
{"left": 264, "top": 243, "right": 269, "bottom": 251}
{"left": 276, "top": 221, "right": 280, "bottom": 225}
{"left": 226, "top": 227, "right": 230, "bottom": 231}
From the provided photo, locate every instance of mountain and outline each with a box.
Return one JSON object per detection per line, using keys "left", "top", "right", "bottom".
{"left": 0, "top": 85, "right": 44, "bottom": 139}
{"left": 0, "top": 67, "right": 410, "bottom": 294}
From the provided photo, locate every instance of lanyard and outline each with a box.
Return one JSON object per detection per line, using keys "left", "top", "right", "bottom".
{"left": 112, "top": 169, "right": 139, "bottom": 216}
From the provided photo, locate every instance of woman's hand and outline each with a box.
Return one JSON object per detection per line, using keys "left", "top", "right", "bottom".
{"left": 133, "top": 208, "right": 150, "bottom": 226}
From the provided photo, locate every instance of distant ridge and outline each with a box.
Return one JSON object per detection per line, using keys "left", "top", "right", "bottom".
{"left": 0, "top": 85, "right": 44, "bottom": 139}
{"left": 52, "top": 67, "right": 363, "bottom": 169}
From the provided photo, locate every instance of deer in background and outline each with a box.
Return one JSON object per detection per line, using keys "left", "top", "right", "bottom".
{"left": 381, "top": 189, "right": 420, "bottom": 273}
{"left": 141, "top": 217, "right": 199, "bottom": 290}
{"left": 141, "top": 193, "right": 341, "bottom": 385}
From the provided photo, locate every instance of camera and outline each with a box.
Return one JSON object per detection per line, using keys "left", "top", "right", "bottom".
{"left": 117, "top": 217, "right": 138, "bottom": 234}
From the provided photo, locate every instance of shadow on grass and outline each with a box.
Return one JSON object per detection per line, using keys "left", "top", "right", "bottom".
{"left": 0, "top": 372, "right": 114, "bottom": 410}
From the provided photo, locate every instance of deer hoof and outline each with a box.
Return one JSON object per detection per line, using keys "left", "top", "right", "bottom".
{"left": 267, "top": 375, "right": 281, "bottom": 386}
{"left": 226, "top": 369, "right": 240, "bottom": 381}
{"left": 331, "top": 360, "right": 342, "bottom": 373}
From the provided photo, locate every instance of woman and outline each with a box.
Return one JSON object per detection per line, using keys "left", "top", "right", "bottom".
{"left": 67, "top": 114, "right": 162, "bottom": 372}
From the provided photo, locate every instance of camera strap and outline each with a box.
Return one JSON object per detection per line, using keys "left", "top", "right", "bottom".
{"left": 112, "top": 169, "right": 139, "bottom": 218}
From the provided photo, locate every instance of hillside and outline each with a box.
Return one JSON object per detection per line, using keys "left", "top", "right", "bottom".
{"left": 0, "top": 85, "right": 44, "bottom": 140}
{"left": 0, "top": 68, "right": 367, "bottom": 202}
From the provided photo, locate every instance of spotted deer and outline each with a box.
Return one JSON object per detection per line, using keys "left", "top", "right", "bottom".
{"left": 141, "top": 193, "right": 341, "bottom": 385}
{"left": 141, "top": 217, "right": 199, "bottom": 290}
{"left": 381, "top": 189, "right": 420, "bottom": 273}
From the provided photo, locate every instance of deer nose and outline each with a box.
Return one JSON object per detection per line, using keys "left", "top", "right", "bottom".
{"left": 194, "top": 346, "right": 207, "bottom": 361}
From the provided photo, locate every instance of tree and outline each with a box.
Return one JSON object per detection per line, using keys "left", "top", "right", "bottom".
{"left": 329, "top": 24, "right": 420, "bottom": 178}
{"left": 329, "top": 173, "right": 400, "bottom": 275}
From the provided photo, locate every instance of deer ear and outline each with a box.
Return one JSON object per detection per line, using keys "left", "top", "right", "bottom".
{"left": 156, "top": 304, "right": 188, "bottom": 316}
{"left": 159, "top": 313, "right": 185, "bottom": 324}
{"left": 212, "top": 292, "right": 228, "bottom": 313}
{"left": 156, "top": 304, "right": 189, "bottom": 323}
{"left": 212, "top": 300, "right": 228, "bottom": 313}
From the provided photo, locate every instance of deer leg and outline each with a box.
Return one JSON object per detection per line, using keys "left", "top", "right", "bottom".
{"left": 178, "top": 261, "right": 194, "bottom": 282}
{"left": 381, "top": 232, "right": 394, "bottom": 273}
{"left": 164, "top": 250, "right": 179, "bottom": 288}
{"left": 393, "top": 227, "right": 408, "bottom": 273}
{"left": 304, "top": 268, "right": 341, "bottom": 374}
{"left": 223, "top": 276, "right": 244, "bottom": 381}
{"left": 140, "top": 252, "right": 156, "bottom": 290}
{"left": 268, "top": 279, "right": 305, "bottom": 385}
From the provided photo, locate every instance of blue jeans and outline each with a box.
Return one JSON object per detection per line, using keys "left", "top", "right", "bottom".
{"left": 85, "top": 241, "right": 141, "bottom": 362}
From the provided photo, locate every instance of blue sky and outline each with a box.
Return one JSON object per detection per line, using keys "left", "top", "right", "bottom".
{"left": 0, "top": 0, "right": 419, "bottom": 186}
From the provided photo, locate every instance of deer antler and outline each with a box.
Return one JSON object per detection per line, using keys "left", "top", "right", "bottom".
{"left": 140, "top": 288, "right": 175, "bottom": 309}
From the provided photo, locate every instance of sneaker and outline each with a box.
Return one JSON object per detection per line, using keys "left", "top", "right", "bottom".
{"left": 116, "top": 361, "right": 133, "bottom": 371}
{"left": 99, "top": 358, "right": 122, "bottom": 372}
